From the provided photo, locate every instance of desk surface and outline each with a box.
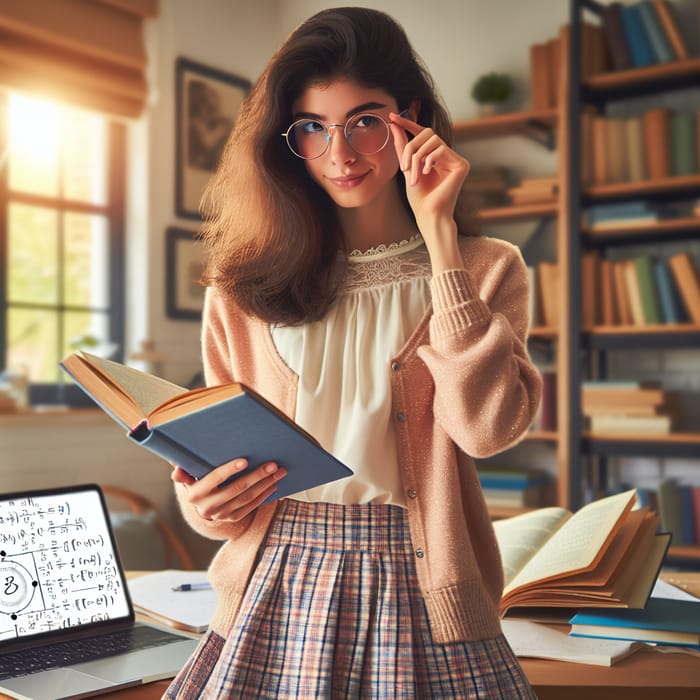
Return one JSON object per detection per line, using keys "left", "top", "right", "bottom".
{"left": 3, "top": 573, "right": 699, "bottom": 700}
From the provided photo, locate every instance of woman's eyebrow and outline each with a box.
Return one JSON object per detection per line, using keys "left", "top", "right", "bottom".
{"left": 293, "top": 101, "right": 389, "bottom": 122}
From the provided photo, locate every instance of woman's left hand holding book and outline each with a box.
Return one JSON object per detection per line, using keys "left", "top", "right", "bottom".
{"left": 171, "top": 458, "right": 287, "bottom": 522}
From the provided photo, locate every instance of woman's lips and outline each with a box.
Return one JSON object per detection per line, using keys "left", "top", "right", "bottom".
{"left": 328, "top": 172, "right": 369, "bottom": 189}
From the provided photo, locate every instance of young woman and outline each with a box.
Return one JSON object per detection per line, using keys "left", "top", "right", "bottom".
{"left": 166, "top": 7, "right": 541, "bottom": 699}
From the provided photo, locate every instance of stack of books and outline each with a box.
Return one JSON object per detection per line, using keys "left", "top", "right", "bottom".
{"left": 569, "top": 597, "right": 700, "bottom": 650}
{"left": 477, "top": 467, "right": 553, "bottom": 508}
{"left": 461, "top": 166, "right": 509, "bottom": 210}
{"left": 507, "top": 176, "right": 559, "bottom": 205}
{"left": 582, "top": 380, "right": 676, "bottom": 435}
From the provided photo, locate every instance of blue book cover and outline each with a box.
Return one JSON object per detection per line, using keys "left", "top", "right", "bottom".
{"left": 570, "top": 598, "right": 700, "bottom": 647}
{"left": 638, "top": 0, "right": 675, "bottom": 63}
{"left": 653, "top": 258, "right": 683, "bottom": 323}
{"left": 60, "top": 352, "right": 354, "bottom": 503}
{"left": 620, "top": 4, "right": 657, "bottom": 67}
{"left": 477, "top": 469, "right": 550, "bottom": 490}
{"left": 585, "top": 201, "right": 655, "bottom": 223}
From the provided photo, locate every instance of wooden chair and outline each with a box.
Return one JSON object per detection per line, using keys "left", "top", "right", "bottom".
{"left": 101, "top": 484, "right": 194, "bottom": 570}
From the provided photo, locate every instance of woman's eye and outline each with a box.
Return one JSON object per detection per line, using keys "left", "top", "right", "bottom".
{"left": 301, "top": 120, "right": 325, "bottom": 134}
{"left": 354, "top": 115, "right": 379, "bottom": 129}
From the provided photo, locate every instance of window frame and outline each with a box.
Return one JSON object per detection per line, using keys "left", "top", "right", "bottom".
{"left": 0, "top": 94, "right": 126, "bottom": 407}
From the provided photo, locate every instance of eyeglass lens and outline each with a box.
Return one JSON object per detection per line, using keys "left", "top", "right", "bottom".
{"left": 287, "top": 113, "right": 391, "bottom": 159}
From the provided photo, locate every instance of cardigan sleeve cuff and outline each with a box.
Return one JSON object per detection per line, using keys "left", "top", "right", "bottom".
{"left": 430, "top": 268, "right": 491, "bottom": 337}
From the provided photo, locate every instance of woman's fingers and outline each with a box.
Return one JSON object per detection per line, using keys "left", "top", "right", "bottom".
{"left": 175, "top": 458, "right": 287, "bottom": 522}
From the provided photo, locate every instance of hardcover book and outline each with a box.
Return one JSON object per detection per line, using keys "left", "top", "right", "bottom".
{"left": 60, "top": 352, "right": 354, "bottom": 501}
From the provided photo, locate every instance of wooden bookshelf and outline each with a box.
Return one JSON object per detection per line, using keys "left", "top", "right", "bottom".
{"left": 584, "top": 174, "right": 700, "bottom": 200}
{"left": 478, "top": 201, "right": 559, "bottom": 222}
{"left": 583, "top": 56, "right": 700, "bottom": 93}
{"left": 453, "top": 108, "right": 557, "bottom": 142}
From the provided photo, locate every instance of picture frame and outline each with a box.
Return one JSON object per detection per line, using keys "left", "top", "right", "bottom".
{"left": 175, "top": 57, "right": 251, "bottom": 220}
{"left": 165, "top": 227, "right": 207, "bottom": 320}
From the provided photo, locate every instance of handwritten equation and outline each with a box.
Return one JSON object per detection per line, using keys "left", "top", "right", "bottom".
{"left": 0, "top": 489, "right": 130, "bottom": 641}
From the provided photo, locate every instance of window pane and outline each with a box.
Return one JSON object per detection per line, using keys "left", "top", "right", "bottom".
{"left": 8, "top": 93, "right": 59, "bottom": 197}
{"left": 8, "top": 204, "right": 59, "bottom": 304}
{"left": 7, "top": 308, "right": 59, "bottom": 382}
{"left": 62, "top": 110, "right": 107, "bottom": 205}
{"left": 64, "top": 213, "right": 109, "bottom": 307}
{"left": 64, "top": 311, "right": 111, "bottom": 358}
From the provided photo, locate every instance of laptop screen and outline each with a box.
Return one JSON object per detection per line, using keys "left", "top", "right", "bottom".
{"left": 0, "top": 484, "right": 133, "bottom": 647}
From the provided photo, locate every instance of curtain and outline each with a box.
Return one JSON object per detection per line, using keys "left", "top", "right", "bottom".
{"left": 0, "top": 0, "right": 158, "bottom": 118}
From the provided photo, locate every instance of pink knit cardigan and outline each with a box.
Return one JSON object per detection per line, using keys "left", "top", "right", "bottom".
{"left": 175, "top": 235, "right": 542, "bottom": 644}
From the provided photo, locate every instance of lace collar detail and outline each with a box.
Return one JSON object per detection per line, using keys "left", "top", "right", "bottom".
{"left": 346, "top": 234, "right": 424, "bottom": 262}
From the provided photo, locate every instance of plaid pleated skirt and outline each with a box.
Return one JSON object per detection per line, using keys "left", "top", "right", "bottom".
{"left": 164, "top": 500, "right": 537, "bottom": 699}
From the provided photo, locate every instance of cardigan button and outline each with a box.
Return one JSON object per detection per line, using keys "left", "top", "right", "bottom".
{"left": 391, "top": 361, "right": 400, "bottom": 371}
{"left": 396, "top": 412, "right": 406, "bottom": 423}
{"left": 407, "top": 488, "right": 417, "bottom": 499}
{"left": 415, "top": 548, "right": 424, "bottom": 558}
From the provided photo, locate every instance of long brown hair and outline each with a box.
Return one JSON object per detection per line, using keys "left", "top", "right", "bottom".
{"left": 200, "top": 6, "right": 477, "bottom": 325}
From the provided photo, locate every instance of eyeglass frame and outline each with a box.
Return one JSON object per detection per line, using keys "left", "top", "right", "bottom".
{"left": 281, "top": 109, "right": 409, "bottom": 160}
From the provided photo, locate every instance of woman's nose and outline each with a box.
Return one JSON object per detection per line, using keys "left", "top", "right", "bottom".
{"left": 327, "top": 124, "right": 356, "bottom": 165}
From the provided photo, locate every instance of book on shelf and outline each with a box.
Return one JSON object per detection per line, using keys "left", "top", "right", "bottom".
{"left": 492, "top": 489, "right": 670, "bottom": 616}
{"left": 584, "top": 200, "right": 660, "bottom": 229}
{"left": 638, "top": 0, "right": 676, "bottom": 63}
{"left": 592, "top": 115, "right": 610, "bottom": 185}
{"left": 589, "top": 413, "right": 673, "bottom": 435}
{"left": 657, "top": 478, "right": 699, "bottom": 547}
{"left": 667, "top": 251, "right": 700, "bottom": 323}
{"left": 606, "top": 117, "right": 630, "bottom": 183}
{"left": 536, "top": 261, "right": 559, "bottom": 327}
{"left": 60, "top": 352, "right": 354, "bottom": 501}
{"left": 620, "top": 2, "right": 658, "bottom": 67}
{"left": 625, "top": 116, "right": 647, "bottom": 181}
{"left": 569, "top": 597, "right": 700, "bottom": 648}
{"left": 651, "top": 0, "right": 689, "bottom": 60}
{"left": 643, "top": 107, "right": 672, "bottom": 178}
{"left": 612, "top": 260, "right": 634, "bottom": 324}
{"left": 601, "top": 2, "right": 634, "bottom": 71}
{"left": 478, "top": 467, "right": 553, "bottom": 508}
{"left": 634, "top": 254, "right": 663, "bottom": 324}
{"left": 582, "top": 382, "right": 667, "bottom": 407}
{"left": 669, "top": 0, "right": 700, "bottom": 56}
{"left": 580, "top": 108, "right": 597, "bottom": 186}
{"left": 623, "top": 258, "right": 647, "bottom": 325}
{"left": 670, "top": 110, "right": 698, "bottom": 176}
{"left": 582, "top": 251, "right": 601, "bottom": 328}
{"left": 600, "top": 258, "right": 619, "bottom": 325}
{"left": 653, "top": 257, "right": 689, "bottom": 323}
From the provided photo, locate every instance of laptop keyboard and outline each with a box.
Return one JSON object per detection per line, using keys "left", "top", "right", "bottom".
{"left": 0, "top": 624, "right": 182, "bottom": 680}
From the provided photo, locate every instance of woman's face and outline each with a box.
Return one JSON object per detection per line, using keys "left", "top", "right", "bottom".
{"left": 290, "top": 79, "right": 402, "bottom": 210}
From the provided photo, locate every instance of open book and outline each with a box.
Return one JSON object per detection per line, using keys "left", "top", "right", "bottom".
{"left": 493, "top": 489, "right": 670, "bottom": 616}
{"left": 61, "top": 352, "right": 353, "bottom": 501}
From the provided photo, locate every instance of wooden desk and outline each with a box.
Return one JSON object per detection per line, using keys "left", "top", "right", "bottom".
{"left": 3, "top": 574, "right": 699, "bottom": 700}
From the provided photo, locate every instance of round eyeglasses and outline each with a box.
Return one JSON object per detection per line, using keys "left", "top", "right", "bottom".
{"left": 281, "top": 111, "right": 406, "bottom": 160}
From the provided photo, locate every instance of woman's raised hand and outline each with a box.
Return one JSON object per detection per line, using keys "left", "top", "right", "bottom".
{"left": 171, "top": 459, "right": 287, "bottom": 522}
{"left": 389, "top": 112, "right": 470, "bottom": 264}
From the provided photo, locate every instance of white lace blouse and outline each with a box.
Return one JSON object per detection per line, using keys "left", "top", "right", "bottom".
{"left": 271, "top": 235, "right": 432, "bottom": 507}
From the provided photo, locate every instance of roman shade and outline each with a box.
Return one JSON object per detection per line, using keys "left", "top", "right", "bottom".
{"left": 0, "top": 0, "right": 158, "bottom": 118}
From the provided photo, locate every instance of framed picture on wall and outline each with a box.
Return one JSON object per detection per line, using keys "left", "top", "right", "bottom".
{"left": 175, "top": 57, "right": 251, "bottom": 220}
{"left": 165, "top": 226, "right": 207, "bottom": 320}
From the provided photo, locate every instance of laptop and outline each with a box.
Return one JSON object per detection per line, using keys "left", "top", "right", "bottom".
{"left": 0, "top": 484, "right": 200, "bottom": 700}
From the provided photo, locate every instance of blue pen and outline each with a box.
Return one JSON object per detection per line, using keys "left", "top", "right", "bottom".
{"left": 171, "top": 582, "right": 213, "bottom": 592}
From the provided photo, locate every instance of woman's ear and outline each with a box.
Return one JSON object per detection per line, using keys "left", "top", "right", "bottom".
{"left": 407, "top": 98, "right": 421, "bottom": 122}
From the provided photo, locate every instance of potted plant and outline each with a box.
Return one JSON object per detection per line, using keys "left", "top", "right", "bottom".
{"left": 471, "top": 72, "right": 514, "bottom": 116}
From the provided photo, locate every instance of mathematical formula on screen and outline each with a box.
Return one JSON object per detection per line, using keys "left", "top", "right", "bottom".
{"left": 0, "top": 490, "right": 130, "bottom": 641}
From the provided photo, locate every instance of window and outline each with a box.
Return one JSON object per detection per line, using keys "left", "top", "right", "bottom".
{"left": 0, "top": 91, "right": 125, "bottom": 406}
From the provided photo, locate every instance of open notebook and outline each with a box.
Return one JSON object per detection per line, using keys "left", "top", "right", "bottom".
{"left": 0, "top": 484, "right": 198, "bottom": 700}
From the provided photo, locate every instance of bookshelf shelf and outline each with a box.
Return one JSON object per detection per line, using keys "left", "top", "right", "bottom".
{"left": 452, "top": 108, "right": 557, "bottom": 142}
{"left": 583, "top": 174, "right": 700, "bottom": 202}
{"left": 528, "top": 325, "right": 558, "bottom": 340}
{"left": 479, "top": 201, "right": 558, "bottom": 222}
{"left": 524, "top": 430, "right": 558, "bottom": 443}
{"left": 582, "top": 56, "right": 700, "bottom": 101}
{"left": 583, "top": 432, "right": 700, "bottom": 459}
{"left": 582, "top": 217, "right": 700, "bottom": 247}
{"left": 584, "top": 324, "right": 700, "bottom": 350}
{"left": 667, "top": 545, "right": 700, "bottom": 562}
